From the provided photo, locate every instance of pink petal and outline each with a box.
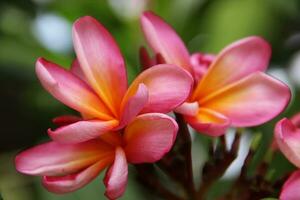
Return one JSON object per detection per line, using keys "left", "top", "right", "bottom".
{"left": 48, "top": 119, "right": 119, "bottom": 144}
{"left": 36, "top": 58, "right": 113, "bottom": 120}
{"left": 52, "top": 115, "right": 81, "bottom": 127}
{"left": 42, "top": 158, "right": 112, "bottom": 194}
{"left": 185, "top": 108, "right": 230, "bottom": 137}
{"left": 72, "top": 16, "right": 127, "bottom": 116}
{"left": 124, "top": 113, "right": 178, "bottom": 163}
{"left": 193, "top": 36, "right": 271, "bottom": 100}
{"left": 117, "top": 84, "right": 149, "bottom": 129}
{"left": 174, "top": 102, "right": 199, "bottom": 116}
{"left": 200, "top": 72, "right": 291, "bottom": 127}
{"left": 15, "top": 139, "right": 114, "bottom": 176}
{"left": 104, "top": 147, "right": 128, "bottom": 200}
{"left": 280, "top": 170, "right": 300, "bottom": 200}
{"left": 141, "top": 11, "right": 193, "bottom": 74}
{"left": 70, "top": 59, "right": 87, "bottom": 82}
{"left": 275, "top": 118, "right": 300, "bottom": 168}
{"left": 128, "top": 64, "right": 193, "bottom": 113}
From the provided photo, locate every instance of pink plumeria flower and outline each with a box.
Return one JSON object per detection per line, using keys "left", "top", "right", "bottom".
{"left": 33, "top": 16, "right": 193, "bottom": 144}
{"left": 140, "top": 11, "right": 291, "bottom": 137}
{"left": 16, "top": 113, "right": 178, "bottom": 199}
{"left": 280, "top": 170, "right": 300, "bottom": 200}
{"left": 274, "top": 113, "right": 300, "bottom": 168}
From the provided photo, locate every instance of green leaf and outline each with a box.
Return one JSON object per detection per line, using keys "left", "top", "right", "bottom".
{"left": 260, "top": 198, "right": 278, "bottom": 200}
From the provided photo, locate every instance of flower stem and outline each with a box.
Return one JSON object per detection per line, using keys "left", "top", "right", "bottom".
{"left": 196, "top": 134, "right": 240, "bottom": 200}
{"left": 156, "top": 113, "right": 196, "bottom": 199}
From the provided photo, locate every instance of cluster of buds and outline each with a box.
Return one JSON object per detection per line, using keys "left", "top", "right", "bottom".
{"left": 15, "top": 11, "right": 296, "bottom": 200}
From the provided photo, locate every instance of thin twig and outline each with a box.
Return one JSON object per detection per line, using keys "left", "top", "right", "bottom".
{"left": 196, "top": 134, "right": 240, "bottom": 200}
{"left": 175, "top": 113, "right": 196, "bottom": 199}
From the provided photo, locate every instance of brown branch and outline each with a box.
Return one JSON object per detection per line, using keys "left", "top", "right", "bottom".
{"left": 196, "top": 134, "right": 240, "bottom": 200}
{"left": 158, "top": 113, "right": 196, "bottom": 199}
{"left": 222, "top": 144, "right": 277, "bottom": 200}
{"left": 175, "top": 113, "right": 196, "bottom": 199}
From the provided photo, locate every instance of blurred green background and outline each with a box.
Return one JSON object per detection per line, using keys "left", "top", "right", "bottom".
{"left": 1, "top": 0, "right": 300, "bottom": 199}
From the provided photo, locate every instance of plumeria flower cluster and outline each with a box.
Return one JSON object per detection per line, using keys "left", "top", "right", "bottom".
{"left": 15, "top": 11, "right": 292, "bottom": 200}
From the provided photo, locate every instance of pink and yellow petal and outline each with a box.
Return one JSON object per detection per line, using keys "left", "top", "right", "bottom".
{"left": 174, "top": 102, "right": 199, "bottom": 116}
{"left": 141, "top": 11, "right": 193, "bottom": 74}
{"left": 36, "top": 58, "right": 112, "bottom": 120}
{"left": 185, "top": 108, "right": 230, "bottom": 137}
{"left": 124, "top": 113, "right": 178, "bottom": 163}
{"left": 42, "top": 158, "right": 113, "bottom": 194}
{"left": 193, "top": 37, "right": 271, "bottom": 100}
{"left": 48, "top": 119, "right": 119, "bottom": 144}
{"left": 15, "top": 139, "right": 114, "bottom": 176}
{"left": 104, "top": 147, "right": 128, "bottom": 200}
{"left": 72, "top": 16, "right": 127, "bottom": 116}
{"left": 128, "top": 64, "right": 193, "bottom": 114}
{"left": 200, "top": 72, "right": 290, "bottom": 127}
{"left": 117, "top": 84, "right": 149, "bottom": 129}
